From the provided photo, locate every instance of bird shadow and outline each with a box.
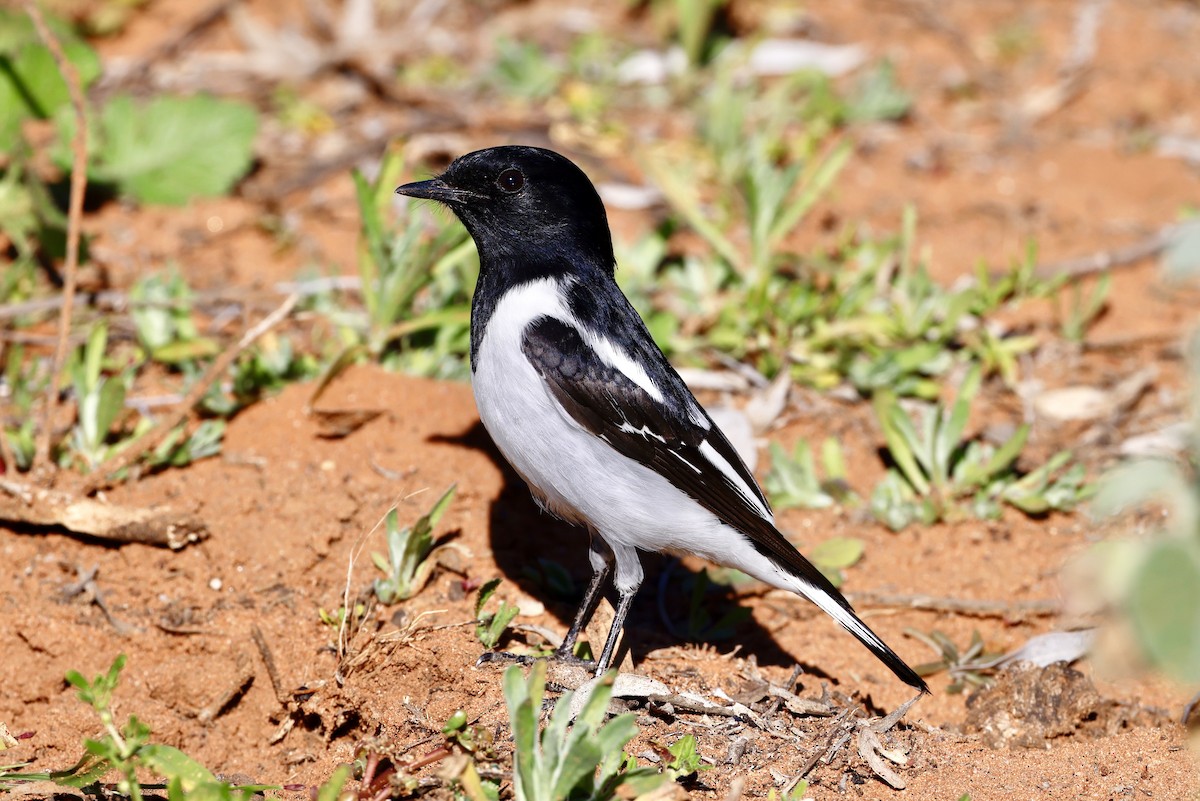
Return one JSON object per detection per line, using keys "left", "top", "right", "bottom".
{"left": 430, "top": 421, "right": 831, "bottom": 678}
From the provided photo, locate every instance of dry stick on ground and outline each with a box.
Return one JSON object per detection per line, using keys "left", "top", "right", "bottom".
{"left": 1034, "top": 224, "right": 1178, "bottom": 280}
{"left": 24, "top": 0, "right": 88, "bottom": 475}
{"left": 846, "top": 591, "right": 1060, "bottom": 618}
{"left": 73, "top": 293, "right": 299, "bottom": 496}
{"left": 0, "top": 478, "right": 208, "bottom": 548}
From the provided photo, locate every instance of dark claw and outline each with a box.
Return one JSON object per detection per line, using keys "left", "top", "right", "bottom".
{"left": 476, "top": 649, "right": 598, "bottom": 673}
{"left": 475, "top": 651, "right": 536, "bottom": 668}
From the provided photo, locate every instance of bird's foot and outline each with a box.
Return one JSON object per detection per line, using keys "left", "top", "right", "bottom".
{"left": 475, "top": 648, "right": 598, "bottom": 674}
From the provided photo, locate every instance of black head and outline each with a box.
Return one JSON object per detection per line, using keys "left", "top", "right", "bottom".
{"left": 395, "top": 146, "right": 615, "bottom": 275}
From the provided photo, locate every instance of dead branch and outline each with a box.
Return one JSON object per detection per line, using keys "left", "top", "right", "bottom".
{"left": 24, "top": 0, "right": 88, "bottom": 475}
{"left": 1035, "top": 225, "right": 1176, "bottom": 280}
{"left": 0, "top": 479, "right": 207, "bottom": 548}
{"left": 252, "top": 624, "right": 291, "bottom": 709}
{"left": 74, "top": 293, "right": 299, "bottom": 495}
{"left": 847, "top": 590, "right": 1060, "bottom": 618}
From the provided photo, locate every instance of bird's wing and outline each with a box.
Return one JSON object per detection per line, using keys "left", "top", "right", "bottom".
{"left": 521, "top": 315, "right": 833, "bottom": 592}
{"left": 522, "top": 313, "right": 930, "bottom": 693}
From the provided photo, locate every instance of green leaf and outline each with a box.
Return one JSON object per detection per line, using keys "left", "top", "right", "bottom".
{"left": 137, "top": 745, "right": 217, "bottom": 793}
{"left": 314, "top": 765, "right": 351, "bottom": 801}
{"left": 874, "top": 393, "right": 930, "bottom": 496}
{"left": 809, "top": 537, "right": 865, "bottom": 570}
{"left": 85, "top": 94, "right": 258, "bottom": 205}
{"left": 0, "top": 9, "right": 101, "bottom": 149}
{"left": 1127, "top": 540, "right": 1200, "bottom": 682}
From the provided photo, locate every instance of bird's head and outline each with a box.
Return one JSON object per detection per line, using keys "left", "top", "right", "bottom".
{"left": 395, "top": 146, "right": 616, "bottom": 274}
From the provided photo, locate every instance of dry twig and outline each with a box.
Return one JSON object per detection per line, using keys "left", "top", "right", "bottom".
{"left": 847, "top": 590, "right": 1060, "bottom": 618}
{"left": 74, "top": 293, "right": 299, "bottom": 494}
{"left": 24, "top": 0, "right": 88, "bottom": 474}
{"left": 0, "top": 478, "right": 207, "bottom": 548}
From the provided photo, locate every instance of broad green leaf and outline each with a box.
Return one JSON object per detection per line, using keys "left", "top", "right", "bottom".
{"left": 1127, "top": 540, "right": 1200, "bottom": 682}
{"left": 137, "top": 745, "right": 216, "bottom": 792}
{"left": 87, "top": 94, "right": 258, "bottom": 205}
{"left": 810, "top": 537, "right": 865, "bottom": 570}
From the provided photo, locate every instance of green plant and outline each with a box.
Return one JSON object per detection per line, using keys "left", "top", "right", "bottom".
{"left": 870, "top": 365, "right": 1088, "bottom": 529}
{"left": 372, "top": 484, "right": 458, "bottom": 604}
{"left": 0, "top": 655, "right": 274, "bottom": 798}
{"left": 475, "top": 578, "right": 520, "bottom": 650}
{"left": 63, "top": 323, "right": 132, "bottom": 471}
{"left": 54, "top": 93, "right": 259, "bottom": 205}
{"left": 764, "top": 437, "right": 857, "bottom": 510}
{"left": 905, "top": 629, "right": 1001, "bottom": 693}
{"left": 489, "top": 38, "right": 564, "bottom": 100}
{"left": 660, "top": 734, "right": 709, "bottom": 780}
{"left": 201, "top": 332, "right": 318, "bottom": 418}
{"left": 648, "top": 0, "right": 729, "bottom": 67}
{"left": 129, "top": 272, "right": 218, "bottom": 364}
{"left": 0, "top": 9, "right": 101, "bottom": 151}
{"left": 345, "top": 146, "right": 475, "bottom": 376}
{"left": 2, "top": 344, "right": 45, "bottom": 469}
{"left": 503, "top": 661, "right": 663, "bottom": 801}
{"left": 1088, "top": 335, "right": 1200, "bottom": 683}
{"left": 1058, "top": 273, "right": 1111, "bottom": 343}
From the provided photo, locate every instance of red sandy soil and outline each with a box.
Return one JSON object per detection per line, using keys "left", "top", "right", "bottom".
{"left": 3, "top": 1, "right": 1199, "bottom": 800}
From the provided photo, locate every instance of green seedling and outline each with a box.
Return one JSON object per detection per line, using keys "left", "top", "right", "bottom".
{"left": 64, "top": 323, "right": 132, "bottom": 471}
{"left": 1059, "top": 273, "right": 1111, "bottom": 343}
{"left": 0, "top": 655, "right": 275, "bottom": 798}
{"left": 129, "top": 272, "right": 218, "bottom": 365}
{"left": 347, "top": 146, "right": 475, "bottom": 376}
{"left": 870, "top": 365, "right": 1088, "bottom": 529}
{"left": 318, "top": 604, "right": 366, "bottom": 629}
{"left": 475, "top": 578, "right": 520, "bottom": 651}
{"left": 2, "top": 344, "right": 44, "bottom": 470}
{"left": 503, "top": 661, "right": 663, "bottom": 801}
{"left": 146, "top": 420, "right": 225, "bottom": 470}
{"left": 0, "top": 8, "right": 101, "bottom": 151}
{"left": 372, "top": 485, "right": 457, "bottom": 604}
{"left": 660, "top": 734, "right": 709, "bottom": 780}
{"left": 764, "top": 437, "right": 857, "bottom": 510}
{"left": 202, "top": 332, "right": 318, "bottom": 418}
{"left": 905, "top": 629, "right": 1003, "bottom": 693}
{"left": 490, "top": 38, "right": 563, "bottom": 100}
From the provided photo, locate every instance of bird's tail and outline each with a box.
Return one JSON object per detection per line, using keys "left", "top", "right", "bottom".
{"left": 798, "top": 575, "right": 930, "bottom": 693}
{"left": 751, "top": 528, "right": 929, "bottom": 693}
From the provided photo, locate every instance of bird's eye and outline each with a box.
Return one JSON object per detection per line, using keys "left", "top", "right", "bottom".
{"left": 497, "top": 168, "right": 525, "bottom": 193}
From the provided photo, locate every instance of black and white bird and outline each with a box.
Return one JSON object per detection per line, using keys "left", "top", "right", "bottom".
{"left": 396, "top": 145, "right": 928, "bottom": 693}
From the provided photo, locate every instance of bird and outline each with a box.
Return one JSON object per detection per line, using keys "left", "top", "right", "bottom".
{"left": 395, "top": 145, "right": 929, "bottom": 693}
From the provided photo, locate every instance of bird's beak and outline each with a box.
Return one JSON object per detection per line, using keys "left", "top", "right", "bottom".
{"left": 394, "top": 178, "right": 480, "bottom": 204}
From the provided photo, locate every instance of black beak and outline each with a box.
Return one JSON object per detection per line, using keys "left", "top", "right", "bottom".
{"left": 394, "top": 178, "right": 481, "bottom": 204}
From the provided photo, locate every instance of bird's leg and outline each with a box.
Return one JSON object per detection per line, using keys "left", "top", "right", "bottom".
{"left": 592, "top": 543, "right": 643, "bottom": 676}
{"left": 555, "top": 536, "right": 614, "bottom": 659}
{"left": 593, "top": 588, "right": 637, "bottom": 676}
{"left": 478, "top": 536, "right": 614, "bottom": 672}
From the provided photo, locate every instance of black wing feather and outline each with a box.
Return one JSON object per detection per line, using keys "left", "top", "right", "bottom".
{"left": 521, "top": 316, "right": 846, "bottom": 605}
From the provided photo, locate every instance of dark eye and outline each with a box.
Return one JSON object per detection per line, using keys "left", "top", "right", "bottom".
{"left": 497, "top": 168, "right": 525, "bottom": 193}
